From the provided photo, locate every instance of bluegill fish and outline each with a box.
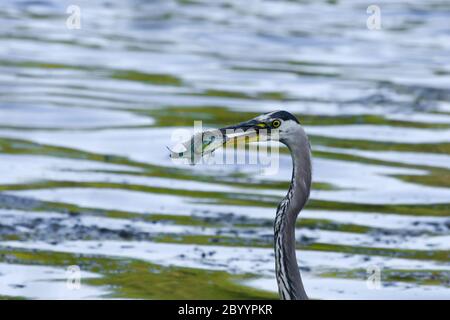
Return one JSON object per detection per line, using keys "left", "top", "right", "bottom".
{"left": 168, "top": 129, "right": 229, "bottom": 165}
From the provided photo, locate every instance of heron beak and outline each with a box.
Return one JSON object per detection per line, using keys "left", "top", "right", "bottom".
{"left": 218, "top": 119, "right": 267, "bottom": 147}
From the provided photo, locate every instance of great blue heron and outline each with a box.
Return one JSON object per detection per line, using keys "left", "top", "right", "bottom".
{"left": 172, "top": 110, "right": 311, "bottom": 300}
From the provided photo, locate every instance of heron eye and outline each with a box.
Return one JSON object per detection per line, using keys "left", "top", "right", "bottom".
{"left": 272, "top": 119, "right": 281, "bottom": 128}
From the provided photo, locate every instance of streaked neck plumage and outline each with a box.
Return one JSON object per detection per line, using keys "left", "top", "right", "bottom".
{"left": 274, "top": 124, "right": 312, "bottom": 300}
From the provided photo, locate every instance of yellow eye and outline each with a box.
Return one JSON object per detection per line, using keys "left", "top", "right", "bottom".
{"left": 272, "top": 119, "right": 281, "bottom": 128}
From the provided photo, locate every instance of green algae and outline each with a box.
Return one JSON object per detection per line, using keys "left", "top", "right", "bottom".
{"left": 136, "top": 105, "right": 450, "bottom": 129}
{"left": 111, "top": 71, "right": 183, "bottom": 86}
{"left": 0, "top": 247, "right": 276, "bottom": 300}
{"left": 320, "top": 269, "right": 450, "bottom": 287}
{"left": 152, "top": 234, "right": 450, "bottom": 263}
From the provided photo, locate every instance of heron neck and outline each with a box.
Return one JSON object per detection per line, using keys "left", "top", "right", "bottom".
{"left": 274, "top": 126, "right": 311, "bottom": 300}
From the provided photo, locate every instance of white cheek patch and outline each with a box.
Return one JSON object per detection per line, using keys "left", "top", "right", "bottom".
{"left": 280, "top": 120, "right": 300, "bottom": 133}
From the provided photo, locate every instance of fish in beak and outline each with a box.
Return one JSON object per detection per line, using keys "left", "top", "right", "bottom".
{"left": 168, "top": 118, "right": 270, "bottom": 164}
{"left": 167, "top": 128, "right": 228, "bottom": 164}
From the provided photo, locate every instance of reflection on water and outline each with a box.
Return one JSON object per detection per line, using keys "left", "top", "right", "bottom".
{"left": 0, "top": 0, "right": 449, "bottom": 299}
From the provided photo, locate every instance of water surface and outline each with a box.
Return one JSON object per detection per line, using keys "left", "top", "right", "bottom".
{"left": 0, "top": 0, "right": 449, "bottom": 299}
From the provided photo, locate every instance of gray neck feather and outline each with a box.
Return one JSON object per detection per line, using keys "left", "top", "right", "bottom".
{"left": 274, "top": 125, "right": 311, "bottom": 300}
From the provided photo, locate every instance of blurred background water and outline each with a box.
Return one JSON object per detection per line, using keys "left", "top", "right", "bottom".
{"left": 0, "top": 0, "right": 449, "bottom": 299}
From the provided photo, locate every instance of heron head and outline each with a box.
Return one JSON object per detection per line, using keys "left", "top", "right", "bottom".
{"left": 218, "top": 110, "right": 300, "bottom": 144}
{"left": 168, "top": 110, "right": 301, "bottom": 163}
